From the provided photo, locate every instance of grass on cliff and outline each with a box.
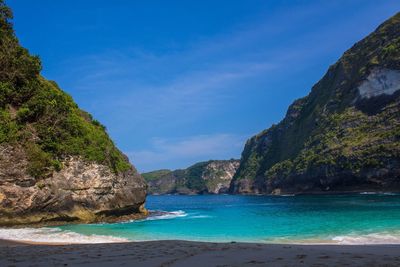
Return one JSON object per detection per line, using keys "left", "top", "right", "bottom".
{"left": 235, "top": 12, "right": 400, "bottom": 185}
{"left": 266, "top": 104, "right": 400, "bottom": 180}
{"left": 142, "top": 169, "right": 172, "bottom": 181}
{"left": 0, "top": 1, "right": 130, "bottom": 178}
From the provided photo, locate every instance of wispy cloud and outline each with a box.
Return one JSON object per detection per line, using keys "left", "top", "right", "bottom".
{"left": 116, "top": 61, "right": 277, "bottom": 121}
{"left": 46, "top": 0, "right": 400, "bottom": 171}
{"left": 128, "top": 133, "right": 246, "bottom": 172}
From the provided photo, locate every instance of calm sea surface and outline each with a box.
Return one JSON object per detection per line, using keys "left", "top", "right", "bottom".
{"left": 59, "top": 194, "right": 400, "bottom": 244}
{"left": 2, "top": 194, "right": 400, "bottom": 244}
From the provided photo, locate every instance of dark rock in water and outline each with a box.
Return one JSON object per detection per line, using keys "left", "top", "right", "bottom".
{"left": 143, "top": 160, "right": 239, "bottom": 195}
{"left": 230, "top": 12, "right": 400, "bottom": 195}
{"left": 0, "top": 2, "right": 146, "bottom": 225}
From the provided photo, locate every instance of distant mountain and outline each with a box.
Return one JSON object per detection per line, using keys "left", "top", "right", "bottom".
{"left": 0, "top": 1, "right": 146, "bottom": 226}
{"left": 143, "top": 160, "right": 240, "bottom": 194}
{"left": 230, "top": 12, "right": 400, "bottom": 194}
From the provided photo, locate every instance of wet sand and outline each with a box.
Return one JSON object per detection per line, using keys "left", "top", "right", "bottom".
{"left": 1, "top": 239, "right": 400, "bottom": 266}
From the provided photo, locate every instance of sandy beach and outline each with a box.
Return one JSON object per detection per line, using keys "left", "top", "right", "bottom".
{"left": 0, "top": 239, "right": 399, "bottom": 267}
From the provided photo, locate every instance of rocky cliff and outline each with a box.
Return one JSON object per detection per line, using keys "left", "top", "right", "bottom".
{"left": 0, "top": 1, "right": 146, "bottom": 225}
{"left": 230, "top": 12, "right": 400, "bottom": 194}
{"left": 143, "top": 160, "right": 239, "bottom": 194}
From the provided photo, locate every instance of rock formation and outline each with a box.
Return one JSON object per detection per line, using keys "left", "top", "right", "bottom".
{"left": 230, "top": 12, "right": 400, "bottom": 194}
{"left": 0, "top": 1, "right": 146, "bottom": 225}
{"left": 144, "top": 160, "right": 239, "bottom": 194}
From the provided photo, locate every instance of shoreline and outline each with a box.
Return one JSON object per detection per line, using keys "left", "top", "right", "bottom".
{"left": 1, "top": 239, "right": 400, "bottom": 266}
{"left": 0, "top": 209, "right": 150, "bottom": 228}
{"left": 0, "top": 239, "right": 73, "bottom": 246}
{"left": 147, "top": 190, "right": 400, "bottom": 196}
{"left": 0, "top": 238, "right": 379, "bottom": 247}
{"left": 2, "top": 226, "right": 400, "bottom": 246}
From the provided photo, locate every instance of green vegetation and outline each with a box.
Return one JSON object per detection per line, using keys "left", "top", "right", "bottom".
{"left": 0, "top": 1, "right": 130, "bottom": 178}
{"left": 142, "top": 169, "right": 172, "bottom": 181}
{"left": 183, "top": 161, "right": 208, "bottom": 192}
{"left": 144, "top": 160, "right": 239, "bottom": 194}
{"left": 232, "top": 12, "right": 400, "bottom": 193}
{"left": 266, "top": 106, "right": 400, "bottom": 180}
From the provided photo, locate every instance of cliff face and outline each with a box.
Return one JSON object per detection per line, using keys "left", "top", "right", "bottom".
{"left": 143, "top": 160, "right": 240, "bottom": 195}
{"left": 0, "top": 2, "right": 146, "bottom": 225}
{"left": 230, "top": 12, "right": 400, "bottom": 194}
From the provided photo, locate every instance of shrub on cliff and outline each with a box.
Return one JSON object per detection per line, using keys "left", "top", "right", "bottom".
{"left": 0, "top": 0, "right": 130, "bottom": 178}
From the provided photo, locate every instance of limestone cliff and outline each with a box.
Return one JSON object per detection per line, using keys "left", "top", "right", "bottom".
{"left": 143, "top": 160, "right": 239, "bottom": 194}
{"left": 0, "top": 1, "right": 146, "bottom": 225}
{"left": 230, "top": 12, "right": 400, "bottom": 194}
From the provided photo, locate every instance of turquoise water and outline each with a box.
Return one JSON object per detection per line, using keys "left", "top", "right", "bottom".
{"left": 54, "top": 194, "right": 400, "bottom": 244}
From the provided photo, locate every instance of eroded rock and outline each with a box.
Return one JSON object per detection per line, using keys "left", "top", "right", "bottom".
{"left": 0, "top": 145, "right": 147, "bottom": 226}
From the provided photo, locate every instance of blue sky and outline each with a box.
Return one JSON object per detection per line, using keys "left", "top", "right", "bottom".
{"left": 8, "top": 0, "right": 400, "bottom": 172}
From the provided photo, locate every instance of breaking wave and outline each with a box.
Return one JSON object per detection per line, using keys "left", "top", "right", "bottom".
{"left": 143, "top": 210, "right": 187, "bottom": 221}
{"left": 332, "top": 231, "right": 400, "bottom": 244}
{"left": 0, "top": 227, "right": 128, "bottom": 244}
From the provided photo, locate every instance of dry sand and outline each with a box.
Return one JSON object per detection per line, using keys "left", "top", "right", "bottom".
{"left": 1, "top": 239, "right": 400, "bottom": 267}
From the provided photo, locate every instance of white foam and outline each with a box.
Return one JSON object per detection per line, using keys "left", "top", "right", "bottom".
{"left": 0, "top": 227, "right": 128, "bottom": 244}
{"left": 360, "top": 192, "right": 378, "bottom": 195}
{"left": 332, "top": 231, "right": 400, "bottom": 245}
{"left": 190, "top": 215, "right": 213, "bottom": 219}
{"left": 143, "top": 210, "right": 187, "bottom": 221}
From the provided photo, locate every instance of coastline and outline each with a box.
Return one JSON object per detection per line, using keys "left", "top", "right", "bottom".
{"left": 2, "top": 193, "right": 400, "bottom": 266}
{"left": 3, "top": 194, "right": 400, "bottom": 246}
{"left": 147, "top": 189, "right": 400, "bottom": 196}
{"left": 0, "top": 209, "right": 149, "bottom": 228}
{"left": 1, "top": 239, "right": 400, "bottom": 267}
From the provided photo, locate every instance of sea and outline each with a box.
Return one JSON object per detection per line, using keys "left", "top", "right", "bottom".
{"left": 1, "top": 194, "right": 400, "bottom": 244}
